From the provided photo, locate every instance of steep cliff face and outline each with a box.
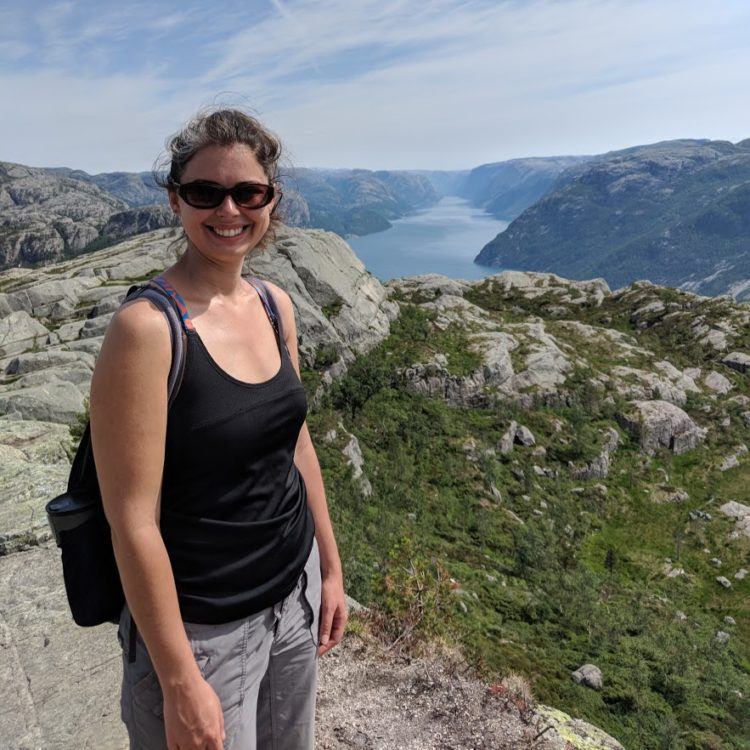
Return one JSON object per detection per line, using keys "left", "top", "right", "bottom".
{"left": 461, "top": 156, "right": 590, "bottom": 220}
{"left": 475, "top": 139, "right": 750, "bottom": 298}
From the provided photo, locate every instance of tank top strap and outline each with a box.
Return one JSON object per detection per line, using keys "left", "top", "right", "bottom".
{"left": 150, "top": 275, "right": 195, "bottom": 332}
{"left": 245, "top": 276, "right": 286, "bottom": 352}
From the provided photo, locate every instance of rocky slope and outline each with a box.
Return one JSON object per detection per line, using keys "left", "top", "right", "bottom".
{"left": 0, "top": 162, "right": 127, "bottom": 270}
{"left": 475, "top": 139, "right": 750, "bottom": 297}
{"left": 0, "top": 227, "right": 630, "bottom": 749}
{"left": 0, "top": 542, "right": 624, "bottom": 750}
{"left": 332, "top": 273, "right": 749, "bottom": 748}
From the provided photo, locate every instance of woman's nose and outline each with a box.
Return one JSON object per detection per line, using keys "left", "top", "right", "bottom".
{"left": 216, "top": 193, "right": 241, "bottom": 215}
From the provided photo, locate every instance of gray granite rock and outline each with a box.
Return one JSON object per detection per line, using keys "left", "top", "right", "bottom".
{"left": 247, "top": 228, "right": 399, "bottom": 364}
{"left": 704, "top": 370, "right": 732, "bottom": 395}
{"left": 481, "top": 271, "right": 610, "bottom": 305}
{"left": 0, "top": 381, "right": 86, "bottom": 425}
{"left": 0, "top": 311, "right": 50, "bottom": 358}
{"left": 102, "top": 205, "right": 178, "bottom": 241}
{"left": 719, "top": 501, "right": 750, "bottom": 540}
{"left": 498, "top": 420, "right": 518, "bottom": 454}
{"left": 719, "top": 444, "right": 748, "bottom": 472}
{"left": 341, "top": 431, "right": 373, "bottom": 499}
{"left": 78, "top": 313, "right": 115, "bottom": 339}
{"left": 570, "top": 427, "right": 620, "bottom": 480}
{"left": 515, "top": 425, "right": 536, "bottom": 447}
{"left": 0, "top": 417, "right": 71, "bottom": 554}
{"left": 721, "top": 351, "right": 750, "bottom": 374}
{"left": 0, "top": 544, "right": 127, "bottom": 749}
{"left": 611, "top": 362, "right": 699, "bottom": 407}
{"left": 384, "top": 273, "right": 472, "bottom": 300}
{"left": 5, "top": 350, "right": 95, "bottom": 376}
{"left": 572, "top": 663, "right": 603, "bottom": 690}
{"left": 616, "top": 400, "right": 706, "bottom": 455}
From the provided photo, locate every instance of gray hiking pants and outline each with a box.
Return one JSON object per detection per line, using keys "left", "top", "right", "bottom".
{"left": 116, "top": 538, "right": 321, "bottom": 749}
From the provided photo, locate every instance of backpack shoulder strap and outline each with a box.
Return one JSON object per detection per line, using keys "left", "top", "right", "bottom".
{"left": 69, "top": 283, "right": 187, "bottom": 492}
{"left": 124, "top": 282, "right": 188, "bottom": 407}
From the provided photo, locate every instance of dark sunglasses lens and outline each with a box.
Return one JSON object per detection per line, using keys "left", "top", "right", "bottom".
{"left": 181, "top": 183, "right": 223, "bottom": 207}
{"left": 233, "top": 184, "right": 272, "bottom": 208}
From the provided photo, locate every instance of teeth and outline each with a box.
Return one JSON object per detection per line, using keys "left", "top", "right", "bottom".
{"left": 212, "top": 226, "right": 245, "bottom": 238}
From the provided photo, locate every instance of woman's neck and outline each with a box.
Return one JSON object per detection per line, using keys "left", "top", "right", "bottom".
{"left": 170, "top": 244, "right": 249, "bottom": 302}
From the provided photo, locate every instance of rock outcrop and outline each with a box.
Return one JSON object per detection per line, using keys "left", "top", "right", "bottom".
{"left": 248, "top": 228, "right": 399, "bottom": 365}
{"left": 101, "top": 205, "right": 178, "bottom": 241}
{"left": 616, "top": 400, "right": 706, "bottom": 455}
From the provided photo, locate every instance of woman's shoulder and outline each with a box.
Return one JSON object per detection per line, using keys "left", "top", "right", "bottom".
{"left": 99, "top": 294, "right": 173, "bottom": 368}
{"left": 258, "top": 278, "right": 289, "bottom": 303}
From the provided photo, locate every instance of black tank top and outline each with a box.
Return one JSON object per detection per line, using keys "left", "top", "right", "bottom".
{"left": 150, "top": 274, "right": 315, "bottom": 624}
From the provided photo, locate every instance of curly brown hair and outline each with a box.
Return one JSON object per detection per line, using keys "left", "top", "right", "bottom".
{"left": 154, "top": 107, "right": 284, "bottom": 252}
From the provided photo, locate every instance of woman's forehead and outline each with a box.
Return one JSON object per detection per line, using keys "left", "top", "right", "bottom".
{"left": 182, "top": 143, "right": 266, "bottom": 182}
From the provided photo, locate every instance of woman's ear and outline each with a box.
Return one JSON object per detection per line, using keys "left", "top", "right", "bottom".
{"left": 270, "top": 188, "right": 283, "bottom": 216}
{"left": 168, "top": 189, "right": 180, "bottom": 217}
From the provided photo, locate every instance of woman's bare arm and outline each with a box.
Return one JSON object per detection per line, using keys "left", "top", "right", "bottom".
{"left": 89, "top": 298, "right": 224, "bottom": 748}
{"left": 265, "top": 282, "right": 349, "bottom": 655}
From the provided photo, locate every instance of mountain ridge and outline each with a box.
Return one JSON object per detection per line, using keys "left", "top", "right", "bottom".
{"left": 475, "top": 138, "right": 750, "bottom": 299}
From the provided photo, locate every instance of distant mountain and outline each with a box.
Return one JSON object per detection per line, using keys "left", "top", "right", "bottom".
{"left": 0, "top": 159, "right": 448, "bottom": 271}
{"left": 46, "top": 167, "right": 166, "bottom": 207}
{"left": 409, "top": 169, "right": 470, "bottom": 196}
{"left": 283, "top": 168, "right": 441, "bottom": 236}
{"left": 475, "top": 139, "right": 750, "bottom": 298}
{"left": 52, "top": 165, "right": 445, "bottom": 238}
{"left": 0, "top": 161, "right": 127, "bottom": 269}
{"left": 460, "top": 156, "right": 591, "bottom": 219}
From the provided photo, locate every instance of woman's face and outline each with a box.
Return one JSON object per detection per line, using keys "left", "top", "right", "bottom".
{"left": 168, "top": 143, "right": 278, "bottom": 262}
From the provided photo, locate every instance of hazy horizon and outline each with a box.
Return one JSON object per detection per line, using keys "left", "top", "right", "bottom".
{"left": 10, "top": 134, "right": 750, "bottom": 178}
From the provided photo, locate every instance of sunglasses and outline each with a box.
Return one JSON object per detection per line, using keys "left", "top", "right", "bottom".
{"left": 172, "top": 180, "right": 281, "bottom": 210}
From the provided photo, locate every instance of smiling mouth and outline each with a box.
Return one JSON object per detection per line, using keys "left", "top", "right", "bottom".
{"left": 208, "top": 225, "right": 250, "bottom": 238}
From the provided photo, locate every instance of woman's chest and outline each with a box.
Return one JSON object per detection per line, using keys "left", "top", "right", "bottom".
{"left": 191, "top": 307, "right": 283, "bottom": 386}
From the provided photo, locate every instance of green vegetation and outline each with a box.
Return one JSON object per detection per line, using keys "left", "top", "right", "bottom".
{"left": 69, "top": 396, "right": 89, "bottom": 446}
{"left": 78, "top": 234, "right": 116, "bottom": 255}
{"left": 321, "top": 297, "right": 344, "bottom": 320}
{"left": 305, "top": 292, "right": 750, "bottom": 750}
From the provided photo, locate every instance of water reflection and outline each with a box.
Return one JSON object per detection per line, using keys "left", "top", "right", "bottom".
{"left": 347, "top": 196, "right": 507, "bottom": 282}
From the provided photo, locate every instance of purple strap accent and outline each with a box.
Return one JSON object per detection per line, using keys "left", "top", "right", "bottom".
{"left": 150, "top": 275, "right": 195, "bottom": 332}
{"left": 246, "top": 277, "right": 290, "bottom": 355}
{"left": 246, "top": 278, "right": 279, "bottom": 332}
{"left": 148, "top": 275, "right": 287, "bottom": 353}
{"left": 136, "top": 288, "right": 186, "bottom": 406}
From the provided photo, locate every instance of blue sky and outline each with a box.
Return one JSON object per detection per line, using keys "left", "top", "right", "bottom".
{"left": 2, "top": 0, "right": 750, "bottom": 172}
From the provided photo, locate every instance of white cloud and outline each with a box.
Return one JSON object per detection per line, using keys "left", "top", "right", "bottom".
{"left": 1, "top": 0, "right": 749, "bottom": 171}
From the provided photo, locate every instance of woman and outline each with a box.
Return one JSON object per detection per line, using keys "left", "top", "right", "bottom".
{"left": 90, "top": 108, "right": 348, "bottom": 750}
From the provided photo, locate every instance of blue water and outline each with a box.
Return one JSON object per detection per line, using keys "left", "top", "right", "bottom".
{"left": 347, "top": 196, "right": 507, "bottom": 282}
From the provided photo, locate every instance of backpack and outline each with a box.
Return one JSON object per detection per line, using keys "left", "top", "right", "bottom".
{"left": 46, "top": 274, "right": 284, "bottom": 629}
{"left": 45, "top": 279, "right": 187, "bottom": 627}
